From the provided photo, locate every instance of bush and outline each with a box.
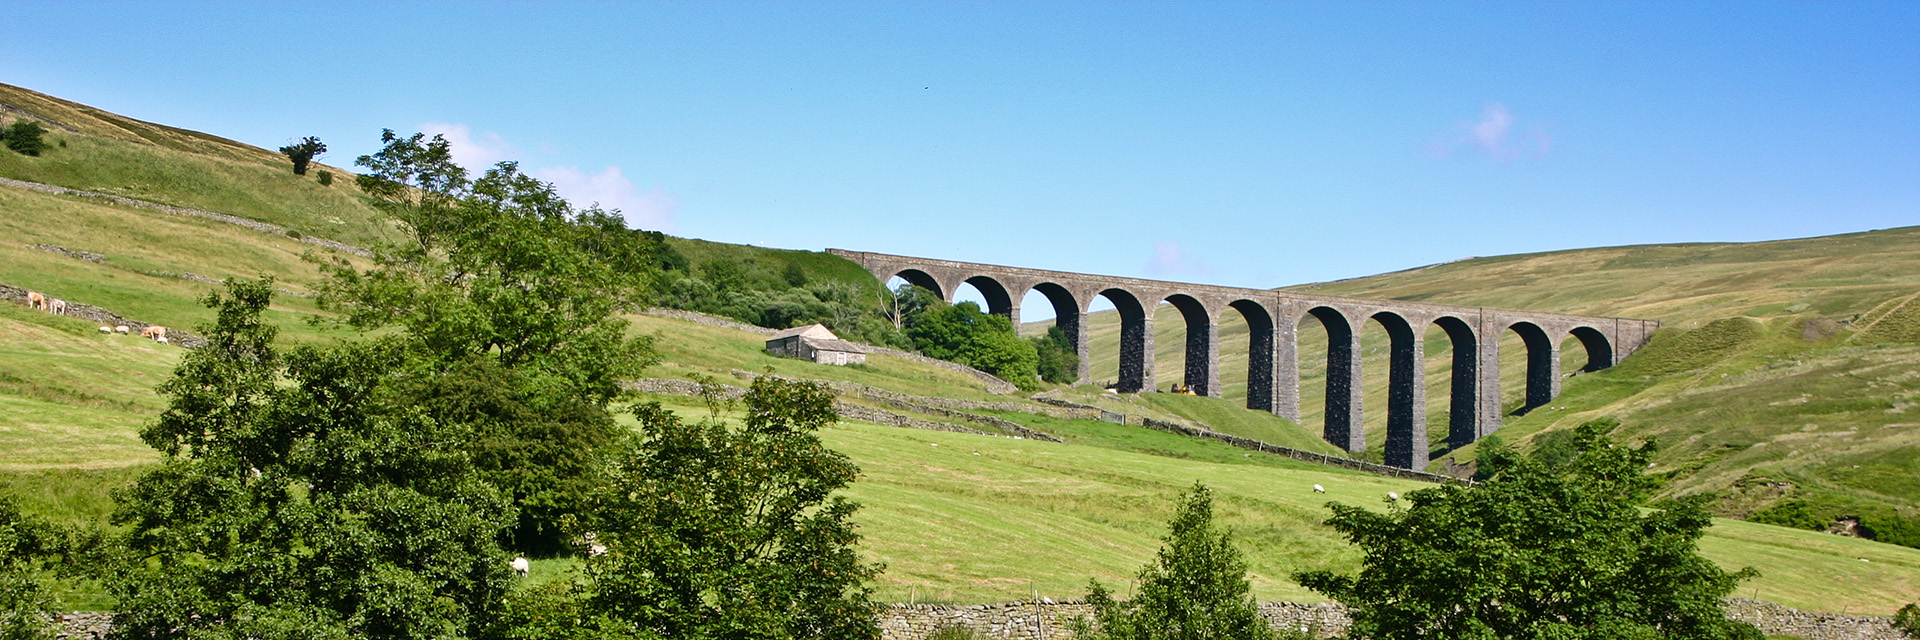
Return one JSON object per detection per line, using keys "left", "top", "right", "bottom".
{"left": 1077, "top": 483, "right": 1275, "bottom": 640}
{"left": 1749, "top": 500, "right": 1830, "bottom": 531}
{"left": 0, "top": 494, "right": 60, "bottom": 639}
{"left": 1894, "top": 603, "right": 1920, "bottom": 639}
{"left": 3, "top": 119, "right": 49, "bottom": 156}
{"left": 316, "top": 169, "right": 334, "bottom": 186}
{"left": 1299, "top": 419, "right": 1762, "bottom": 640}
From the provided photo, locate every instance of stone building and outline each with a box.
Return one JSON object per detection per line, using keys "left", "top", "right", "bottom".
{"left": 766, "top": 324, "right": 868, "bottom": 366}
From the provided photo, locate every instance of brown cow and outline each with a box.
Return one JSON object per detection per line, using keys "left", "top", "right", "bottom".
{"left": 26, "top": 291, "right": 46, "bottom": 310}
{"left": 141, "top": 325, "right": 168, "bottom": 341}
{"left": 48, "top": 298, "right": 67, "bottom": 315}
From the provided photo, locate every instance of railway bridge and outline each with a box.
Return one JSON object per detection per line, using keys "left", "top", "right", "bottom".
{"left": 829, "top": 249, "right": 1659, "bottom": 470}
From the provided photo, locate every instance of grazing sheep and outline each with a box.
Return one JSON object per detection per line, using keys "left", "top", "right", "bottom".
{"left": 510, "top": 556, "right": 530, "bottom": 577}
{"left": 156, "top": 336, "right": 169, "bottom": 344}
{"left": 1386, "top": 491, "right": 1400, "bottom": 501}
{"left": 588, "top": 543, "right": 608, "bottom": 557}
{"left": 26, "top": 291, "right": 46, "bottom": 310}
{"left": 1313, "top": 484, "right": 1326, "bottom": 493}
{"left": 114, "top": 325, "right": 130, "bottom": 334}
{"left": 98, "top": 326, "right": 113, "bottom": 333}
{"left": 141, "top": 325, "right": 168, "bottom": 341}
{"left": 48, "top": 298, "right": 67, "bottom": 315}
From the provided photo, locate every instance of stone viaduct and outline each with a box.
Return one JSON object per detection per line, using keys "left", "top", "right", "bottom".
{"left": 829, "top": 249, "right": 1660, "bottom": 470}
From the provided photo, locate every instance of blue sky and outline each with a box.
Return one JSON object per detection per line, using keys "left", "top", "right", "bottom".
{"left": 5, "top": 2, "right": 1916, "bottom": 306}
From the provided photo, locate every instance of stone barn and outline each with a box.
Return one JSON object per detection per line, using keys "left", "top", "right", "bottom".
{"left": 765, "top": 324, "right": 868, "bottom": 366}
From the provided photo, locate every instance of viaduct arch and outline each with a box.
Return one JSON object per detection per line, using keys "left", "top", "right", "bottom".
{"left": 831, "top": 249, "right": 1659, "bottom": 470}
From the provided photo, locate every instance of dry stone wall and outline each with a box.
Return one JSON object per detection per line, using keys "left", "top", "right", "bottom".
{"left": 0, "top": 176, "right": 371, "bottom": 257}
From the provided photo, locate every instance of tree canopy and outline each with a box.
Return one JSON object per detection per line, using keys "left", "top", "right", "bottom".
{"left": 1079, "top": 483, "right": 1276, "bottom": 640}
{"left": 278, "top": 135, "right": 326, "bottom": 175}
{"left": 896, "top": 286, "right": 1040, "bottom": 389}
{"left": 1296, "top": 419, "right": 1762, "bottom": 640}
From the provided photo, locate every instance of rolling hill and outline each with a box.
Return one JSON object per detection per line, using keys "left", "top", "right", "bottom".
{"left": 1, "top": 82, "right": 1916, "bottom": 616}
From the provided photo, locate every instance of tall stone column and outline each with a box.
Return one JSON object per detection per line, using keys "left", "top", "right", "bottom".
{"left": 1322, "top": 311, "right": 1365, "bottom": 453}
{"left": 1186, "top": 315, "right": 1220, "bottom": 397}
{"left": 1245, "top": 310, "right": 1277, "bottom": 412}
{"left": 1274, "top": 313, "right": 1300, "bottom": 421}
{"left": 1477, "top": 315, "right": 1505, "bottom": 438}
{"left": 1384, "top": 329, "right": 1428, "bottom": 470}
{"left": 1060, "top": 306, "right": 1091, "bottom": 385}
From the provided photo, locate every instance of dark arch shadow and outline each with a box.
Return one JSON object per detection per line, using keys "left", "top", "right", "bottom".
{"left": 889, "top": 268, "right": 946, "bottom": 300}
{"left": 1228, "top": 300, "right": 1275, "bottom": 412}
{"left": 1371, "top": 311, "right": 1424, "bottom": 470}
{"left": 1569, "top": 326, "right": 1613, "bottom": 372}
{"left": 1102, "top": 288, "right": 1151, "bottom": 393}
{"left": 1164, "top": 294, "right": 1213, "bottom": 396}
{"left": 1304, "top": 306, "right": 1361, "bottom": 452}
{"left": 1431, "top": 316, "right": 1480, "bottom": 451}
{"left": 1026, "top": 283, "right": 1085, "bottom": 383}
{"left": 963, "top": 275, "right": 1016, "bottom": 319}
{"left": 1508, "top": 321, "right": 1555, "bottom": 415}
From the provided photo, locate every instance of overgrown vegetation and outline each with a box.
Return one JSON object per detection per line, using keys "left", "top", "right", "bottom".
{"left": 277, "top": 135, "right": 325, "bottom": 175}
{"left": 1077, "top": 483, "right": 1282, "bottom": 640}
{"left": 1299, "top": 419, "right": 1762, "bottom": 640}
{"left": 895, "top": 285, "right": 1040, "bottom": 389}
{"left": 2, "top": 119, "right": 50, "bottom": 156}
{"left": 0, "top": 493, "right": 61, "bottom": 639}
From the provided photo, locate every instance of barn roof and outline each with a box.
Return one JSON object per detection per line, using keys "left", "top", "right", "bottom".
{"left": 770, "top": 323, "right": 839, "bottom": 340}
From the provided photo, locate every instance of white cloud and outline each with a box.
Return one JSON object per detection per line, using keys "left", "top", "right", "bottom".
{"left": 414, "top": 122, "right": 679, "bottom": 232}
{"left": 1144, "top": 241, "right": 1212, "bottom": 277}
{"left": 1429, "top": 103, "right": 1551, "bottom": 162}
{"left": 533, "top": 165, "right": 678, "bottom": 232}
{"left": 419, "top": 122, "right": 521, "bottom": 172}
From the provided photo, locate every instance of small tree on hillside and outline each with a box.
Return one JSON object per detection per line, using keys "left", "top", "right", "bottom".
{"left": 279, "top": 135, "right": 326, "bottom": 175}
{"left": 1297, "top": 419, "right": 1763, "bottom": 640}
{"left": 3, "top": 119, "right": 49, "bottom": 156}
{"left": 0, "top": 494, "right": 60, "bottom": 640}
{"left": 572, "top": 375, "right": 882, "bottom": 640}
{"left": 1078, "top": 483, "right": 1275, "bottom": 640}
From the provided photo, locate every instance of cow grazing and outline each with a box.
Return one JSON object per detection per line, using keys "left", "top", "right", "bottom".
{"left": 26, "top": 291, "right": 46, "bottom": 310}
{"left": 114, "top": 325, "right": 130, "bottom": 335}
{"left": 48, "top": 298, "right": 67, "bottom": 315}
{"left": 510, "top": 557, "right": 530, "bottom": 577}
{"left": 141, "top": 326, "right": 168, "bottom": 341}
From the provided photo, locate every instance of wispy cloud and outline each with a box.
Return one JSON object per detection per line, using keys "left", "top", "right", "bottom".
{"left": 1145, "top": 241, "right": 1213, "bottom": 277}
{"left": 533, "top": 165, "right": 678, "bottom": 232}
{"left": 419, "top": 122, "right": 520, "bottom": 171}
{"left": 1429, "top": 103, "right": 1551, "bottom": 162}
{"left": 415, "top": 123, "right": 677, "bottom": 232}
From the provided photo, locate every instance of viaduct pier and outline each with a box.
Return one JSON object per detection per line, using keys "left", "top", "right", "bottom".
{"left": 829, "top": 249, "right": 1659, "bottom": 470}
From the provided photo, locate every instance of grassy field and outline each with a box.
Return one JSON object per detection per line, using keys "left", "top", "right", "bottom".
{"left": 3, "top": 82, "right": 1917, "bottom": 617}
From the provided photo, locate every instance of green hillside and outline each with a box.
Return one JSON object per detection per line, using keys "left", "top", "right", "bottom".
{"left": 1053, "top": 228, "right": 1920, "bottom": 536}
{"left": 2, "top": 83, "right": 1916, "bottom": 616}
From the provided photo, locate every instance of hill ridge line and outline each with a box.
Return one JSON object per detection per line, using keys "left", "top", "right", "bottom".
{"left": 0, "top": 176, "right": 372, "bottom": 258}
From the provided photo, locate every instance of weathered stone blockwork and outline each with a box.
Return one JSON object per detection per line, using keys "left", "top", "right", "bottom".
{"left": 830, "top": 249, "right": 1660, "bottom": 468}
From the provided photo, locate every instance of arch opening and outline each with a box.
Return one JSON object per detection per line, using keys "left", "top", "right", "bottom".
{"left": 1160, "top": 294, "right": 1215, "bottom": 396}
{"left": 1227, "top": 300, "right": 1275, "bottom": 412}
{"left": 888, "top": 268, "right": 946, "bottom": 300}
{"left": 1507, "top": 322, "right": 1556, "bottom": 415}
{"left": 1429, "top": 316, "right": 1480, "bottom": 453}
{"left": 1568, "top": 327, "right": 1613, "bottom": 373}
{"left": 1020, "top": 283, "right": 1085, "bottom": 385}
{"left": 1301, "top": 306, "right": 1362, "bottom": 453}
{"left": 961, "top": 275, "right": 1016, "bottom": 322}
{"left": 1098, "top": 288, "right": 1152, "bottom": 393}
{"left": 1370, "top": 312, "right": 1426, "bottom": 470}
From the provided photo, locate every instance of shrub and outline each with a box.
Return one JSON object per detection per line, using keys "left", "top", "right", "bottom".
{"left": 316, "top": 169, "right": 334, "bottom": 186}
{"left": 1077, "top": 483, "right": 1275, "bottom": 640}
{"left": 1894, "top": 603, "right": 1920, "bottom": 639}
{"left": 4, "top": 119, "right": 48, "bottom": 156}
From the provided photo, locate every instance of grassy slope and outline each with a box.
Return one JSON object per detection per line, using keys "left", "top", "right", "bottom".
{"left": 1, "top": 83, "right": 1914, "bottom": 614}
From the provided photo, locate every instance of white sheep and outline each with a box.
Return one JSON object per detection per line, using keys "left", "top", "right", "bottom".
{"left": 1313, "top": 484, "right": 1326, "bottom": 493}
{"left": 156, "top": 336, "right": 169, "bottom": 344}
{"left": 1387, "top": 491, "right": 1400, "bottom": 501}
{"left": 114, "top": 325, "right": 130, "bottom": 335}
{"left": 510, "top": 556, "right": 530, "bottom": 577}
{"left": 98, "top": 326, "right": 112, "bottom": 333}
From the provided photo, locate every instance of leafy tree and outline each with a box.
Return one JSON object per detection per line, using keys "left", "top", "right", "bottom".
{"left": 571, "top": 375, "right": 882, "bottom": 640}
{"left": 279, "top": 135, "right": 326, "bottom": 175}
{"left": 0, "top": 494, "right": 60, "bottom": 640}
{"left": 1031, "top": 325, "right": 1077, "bottom": 384}
{"left": 1894, "top": 603, "right": 1920, "bottom": 639}
{"left": 325, "top": 130, "right": 661, "bottom": 551}
{"left": 902, "top": 294, "right": 1039, "bottom": 388}
{"left": 3, "top": 119, "right": 48, "bottom": 156}
{"left": 107, "top": 279, "right": 516, "bottom": 640}
{"left": 1297, "top": 419, "right": 1762, "bottom": 640}
{"left": 1077, "top": 483, "right": 1275, "bottom": 640}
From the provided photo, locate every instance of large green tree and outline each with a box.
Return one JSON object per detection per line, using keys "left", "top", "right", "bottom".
{"left": 325, "top": 130, "right": 661, "bottom": 551}
{"left": 1296, "top": 419, "right": 1762, "bottom": 640}
{"left": 570, "top": 375, "right": 883, "bottom": 640}
{"left": 898, "top": 288, "right": 1039, "bottom": 388}
{"left": 278, "top": 136, "right": 326, "bottom": 175}
{"left": 0, "top": 494, "right": 60, "bottom": 640}
{"left": 1078, "top": 483, "right": 1275, "bottom": 640}
{"left": 107, "top": 280, "right": 516, "bottom": 640}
